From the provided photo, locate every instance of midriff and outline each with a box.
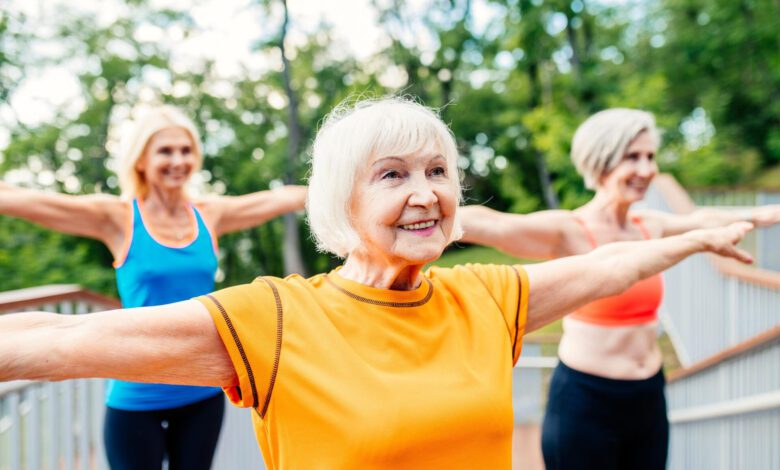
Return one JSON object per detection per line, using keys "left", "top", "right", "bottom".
{"left": 558, "top": 316, "right": 662, "bottom": 380}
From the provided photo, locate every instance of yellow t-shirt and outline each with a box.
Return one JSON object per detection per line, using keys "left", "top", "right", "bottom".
{"left": 197, "top": 263, "right": 529, "bottom": 470}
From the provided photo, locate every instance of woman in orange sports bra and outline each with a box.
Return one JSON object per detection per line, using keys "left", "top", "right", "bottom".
{"left": 460, "top": 108, "right": 780, "bottom": 470}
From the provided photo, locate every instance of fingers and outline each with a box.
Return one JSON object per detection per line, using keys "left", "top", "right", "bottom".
{"left": 730, "top": 247, "right": 754, "bottom": 264}
{"left": 731, "top": 221, "right": 754, "bottom": 233}
{"left": 727, "top": 221, "right": 754, "bottom": 242}
{"left": 719, "top": 222, "right": 753, "bottom": 263}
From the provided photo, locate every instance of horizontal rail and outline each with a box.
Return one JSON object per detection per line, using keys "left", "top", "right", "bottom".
{"left": 0, "top": 381, "right": 35, "bottom": 397}
{"left": 668, "top": 325, "right": 780, "bottom": 382}
{"left": 515, "top": 356, "right": 559, "bottom": 368}
{"left": 522, "top": 333, "right": 561, "bottom": 344}
{"left": 669, "top": 390, "right": 780, "bottom": 424}
{"left": 0, "top": 284, "right": 120, "bottom": 312}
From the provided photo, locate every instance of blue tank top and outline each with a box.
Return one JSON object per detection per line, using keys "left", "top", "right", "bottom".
{"left": 107, "top": 199, "right": 221, "bottom": 411}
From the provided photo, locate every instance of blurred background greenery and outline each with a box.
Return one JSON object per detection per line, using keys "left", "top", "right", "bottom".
{"left": 1, "top": 0, "right": 779, "bottom": 295}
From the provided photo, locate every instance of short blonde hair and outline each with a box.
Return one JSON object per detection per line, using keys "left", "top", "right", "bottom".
{"left": 117, "top": 105, "right": 203, "bottom": 198}
{"left": 307, "top": 97, "right": 463, "bottom": 258}
{"left": 571, "top": 108, "right": 659, "bottom": 189}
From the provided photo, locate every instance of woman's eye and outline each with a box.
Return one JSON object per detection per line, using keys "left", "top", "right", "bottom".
{"left": 159, "top": 147, "right": 173, "bottom": 156}
{"left": 430, "top": 166, "right": 447, "bottom": 177}
{"left": 647, "top": 153, "right": 655, "bottom": 161}
{"left": 381, "top": 170, "right": 401, "bottom": 180}
{"left": 626, "top": 153, "right": 639, "bottom": 161}
{"left": 181, "top": 146, "right": 192, "bottom": 155}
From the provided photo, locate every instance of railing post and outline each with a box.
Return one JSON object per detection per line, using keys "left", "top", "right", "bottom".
{"left": 75, "top": 301, "right": 90, "bottom": 470}
{"left": 728, "top": 277, "right": 739, "bottom": 347}
{"left": 47, "top": 381, "right": 60, "bottom": 470}
{"left": 92, "top": 380, "right": 109, "bottom": 470}
{"left": 26, "top": 386, "right": 42, "bottom": 470}
{"left": 757, "top": 192, "right": 780, "bottom": 271}
{"left": 9, "top": 391, "right": 21, "bottom": 470}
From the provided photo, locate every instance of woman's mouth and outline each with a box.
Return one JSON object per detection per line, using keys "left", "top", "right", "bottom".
{"left": 399, "top": 220, "right": 438, "bottom": 236}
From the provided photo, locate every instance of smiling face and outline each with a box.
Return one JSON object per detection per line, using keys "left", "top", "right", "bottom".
{"left": 136, "top": 127, "right": 198, "bottom": 193}
{"left": 597, "top": 130, "right": 659, "bottom": 204}
{"left": 348, "top": 146, "right": 458, "bottom": 266}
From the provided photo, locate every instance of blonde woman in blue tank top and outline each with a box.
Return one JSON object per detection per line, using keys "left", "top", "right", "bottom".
{"left": 0, "top": 105, "right": 306, "bottom": 469}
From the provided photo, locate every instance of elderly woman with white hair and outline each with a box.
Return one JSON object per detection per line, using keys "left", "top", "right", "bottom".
{"left": 0, "top": 105, "right": 306, "bottom": 469}
{"left": 0, "top": 99, "right": 757, "bottom": 470}
{"left": 459, "top": 108, "right": 780, "bottom": 469}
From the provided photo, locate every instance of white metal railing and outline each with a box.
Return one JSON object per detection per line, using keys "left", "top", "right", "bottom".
{"left": 665, "top": 338, "right": 780, "bottom": 470}
{"left": 669, "top": 390, "right": 780, "bottom": 423}
{"left": 0, "top": 286, "right": 118, "bottom": 470}
{"left": 512, "top": 343, "right": 558, "bottom": 425}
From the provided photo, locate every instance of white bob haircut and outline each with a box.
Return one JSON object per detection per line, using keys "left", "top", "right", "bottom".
{"left": 571, "top": 108, "right": 659, "bottom": 189}
{"left": 307, "top": 97, "right": 463, "bottom": 258}
{"left": 117, "top": 105, "right": 203, "bottom": 198}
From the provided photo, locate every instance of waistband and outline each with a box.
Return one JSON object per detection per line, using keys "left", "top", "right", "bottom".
{"left": 556, "top": 359, "right": 665, "bottom": 390}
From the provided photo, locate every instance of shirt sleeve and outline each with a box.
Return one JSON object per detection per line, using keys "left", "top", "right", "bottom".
{"left": 462, "top": 263, "right": 530, "bottom": 364}
{"left": 195, "top": 278, "right": 282, "bottom": 412}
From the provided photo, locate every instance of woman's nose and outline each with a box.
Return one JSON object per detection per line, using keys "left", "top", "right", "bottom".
{"left": 407, "top": 177, "right": 438, "bottom": 207}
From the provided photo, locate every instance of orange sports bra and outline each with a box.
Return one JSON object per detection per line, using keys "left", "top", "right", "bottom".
{"left": 569, "top": 215, "right": 664, "bottom": 326}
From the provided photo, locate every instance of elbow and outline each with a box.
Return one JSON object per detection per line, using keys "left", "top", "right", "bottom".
{"left": 48, "top": 318, "right": 97, "bottom": 381}
{"left": 0, "top": 312, "right": 70, "bottom": 382}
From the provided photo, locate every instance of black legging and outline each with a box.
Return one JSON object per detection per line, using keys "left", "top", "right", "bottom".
{"left": 541, "top": 361, "right": 668, "bottom": 470}
{"left": 104, "top": 393, "right": 225, "bottom": 470}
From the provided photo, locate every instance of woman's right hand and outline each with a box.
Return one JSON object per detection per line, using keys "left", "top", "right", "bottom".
{"left": 683, "top": 221, "right": 754, "bottom": 264}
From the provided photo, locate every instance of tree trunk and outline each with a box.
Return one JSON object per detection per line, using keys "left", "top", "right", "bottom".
{"left": 565, "top": 12, "right": 581, "bottom": 84}
{"left": 279, "top": 0, "right": 306, "bottom": 275}
{"left": 526, "top": 65, "right": 559, "bottom": 209}
{"left": 535, "top": 149, "right": 559, "bottom": 209}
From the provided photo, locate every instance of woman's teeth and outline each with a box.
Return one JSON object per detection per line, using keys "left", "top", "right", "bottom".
{"left": 401, "top": 221, "right": 436, "bottom": 230}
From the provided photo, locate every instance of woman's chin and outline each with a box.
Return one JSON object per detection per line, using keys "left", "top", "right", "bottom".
{"left": 399, "top": 248, "right": 444, "bottom": 266}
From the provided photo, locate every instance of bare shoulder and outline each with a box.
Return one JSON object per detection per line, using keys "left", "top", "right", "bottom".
{"left": 630, "top": 209, "right": 667, "bottom": 238}
{"left": 192, "top": 196, "right": 223, "bottom": 228}
{"left": 542, "top": 209, "right": 582, "bottom": 232}
{"left": 552, "top": 210, "right": 594, "bottom": 255}
{"left": 94, "top": 195, "right": 131, "bottom": 229}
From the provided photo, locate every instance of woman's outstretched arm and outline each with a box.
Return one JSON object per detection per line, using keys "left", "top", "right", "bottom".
{"left": 0, "top": 300, "right": 236, "bottom": 387}
{"left": 200, "top": 185, "right": 307, "bottom": 236}
{"left": 0, "top": 181, "right": 126, "bottom": 253}
{"left": 459, "top": 205, "right": 578, "bottom": 259}
{"left": 523, "top": 222, "right": 754, "bottom": 333}
{"left": 636, "top": 205, "right": 780, "bottom": 237}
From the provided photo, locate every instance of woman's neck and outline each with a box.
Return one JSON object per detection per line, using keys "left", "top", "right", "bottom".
{"left": 339, "top": 251, "right": 424, "bottom": 291}
{"left": 578, "top": 191, "right": 633, "bottom": 228}
{"left": 143, "top": 187, "right": 188, "bottom": 217}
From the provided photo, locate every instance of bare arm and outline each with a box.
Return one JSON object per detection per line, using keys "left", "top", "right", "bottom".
{"left": 459, "top": 205, "right": 575, "bottom": 259}
{"left": 203, "top": 185, "right": 307, "bottom": 236}
{"left": 0, "top": 300, "right": 236, "bottom": 387}
{"left": 636, "top": 205, "right": 780, "bottom": 237}
{"left": 523, "top": 222, "right": 754, "bottom": 332}
{"left": 0, "top": 181, "right": 125, "bottom": 249}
